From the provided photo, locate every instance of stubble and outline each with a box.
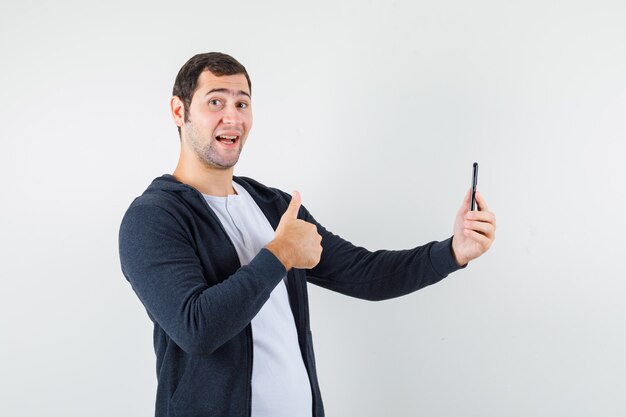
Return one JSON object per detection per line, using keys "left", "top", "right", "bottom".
{"left": 184, "top": 119, "right": 243, "bottom": 169}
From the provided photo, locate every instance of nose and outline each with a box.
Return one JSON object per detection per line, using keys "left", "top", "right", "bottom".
{"left": 222, "top": 103, "right": 242, "bottom": 126}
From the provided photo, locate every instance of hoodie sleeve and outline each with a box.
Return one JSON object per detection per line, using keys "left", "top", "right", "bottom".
{"left": 295, "top": 199, "right": 464, "bottom": 301}
{"left": 119, "top": 203, "right": 286, "bottom": 356}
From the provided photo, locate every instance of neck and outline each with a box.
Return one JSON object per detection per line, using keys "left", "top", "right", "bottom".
{"left": 172, "top": 154, "right": 236, "bottom": 197}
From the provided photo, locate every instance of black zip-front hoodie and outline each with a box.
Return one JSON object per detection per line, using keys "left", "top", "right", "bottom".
{"left": 119, "top": 174, "right": 463, "bottom": 417}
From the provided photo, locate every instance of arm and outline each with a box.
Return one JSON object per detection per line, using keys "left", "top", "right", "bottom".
{"left": 119, "top": 203, "right": 286, "bottom": 356}
{"left": 292, "top": 199, "right": 463, "bottom": 301}
{"left": 299, "top": 189, "right": 496, "bottom": 301}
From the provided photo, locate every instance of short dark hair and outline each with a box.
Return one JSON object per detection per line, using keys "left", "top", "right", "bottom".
{"left": 172, "top": 52, "right": 252, "bottom": 135}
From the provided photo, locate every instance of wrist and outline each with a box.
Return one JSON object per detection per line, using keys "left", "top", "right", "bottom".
{"left": 453, "top": 252, "right": 468, "bottom": 267}
{"left": 451, "top": 236, "right": 469, "bottom": 267}
{"left": 265, "top": 240, "right": 293, "bottom": 271}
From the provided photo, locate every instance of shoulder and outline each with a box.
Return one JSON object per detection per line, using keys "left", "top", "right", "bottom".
{"left": 120, "top": 194, "right": 185, "bottom": 240}
{"left": 120, "top": 175, "right": 200, "bottom": 233}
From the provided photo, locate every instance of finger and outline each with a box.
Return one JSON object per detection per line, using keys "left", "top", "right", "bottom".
{"left": 284, "top": 190, "right": 302, "bottom": 219}
{"left": 463, "top": 228, "right": 492, "bottom": 248}
{"left": 464, "top": 220, "right": 496, "bottom": 238}
{"left": 475, "top": 191, "right": 489, "bottom": 212}
{"left": 466, "top": 210, "right": 496, "bottom": 227}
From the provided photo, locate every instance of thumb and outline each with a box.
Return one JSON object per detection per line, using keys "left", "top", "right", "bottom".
{"left": 457, "top": 188, "right": 471, "bottom": 216}
{"left": 284, "top": 190, "right": 301, "bottom": 219}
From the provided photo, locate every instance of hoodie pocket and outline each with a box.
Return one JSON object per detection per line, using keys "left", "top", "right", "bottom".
{"left": 170, "top": 357, "right": 197, "bottom": 413}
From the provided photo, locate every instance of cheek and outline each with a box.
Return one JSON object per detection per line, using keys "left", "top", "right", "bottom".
{"left": 196, "top": 112, "right": 221, "bottom": 130}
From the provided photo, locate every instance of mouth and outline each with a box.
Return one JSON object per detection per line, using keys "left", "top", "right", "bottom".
{"left": 215, "top": 135, "right": 240, "bottom": 146}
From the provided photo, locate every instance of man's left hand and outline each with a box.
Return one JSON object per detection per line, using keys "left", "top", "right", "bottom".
{"left": 451, "top": 189, "right": 496, "bottom": 266}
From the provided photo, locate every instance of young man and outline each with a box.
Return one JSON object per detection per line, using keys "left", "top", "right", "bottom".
{"left": 119, "top": 52, "right": 496, "bottom": 417}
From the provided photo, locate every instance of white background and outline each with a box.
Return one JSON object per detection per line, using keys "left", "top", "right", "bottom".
{"left": 1, "top": 0, "right": 625, "bottom": 416}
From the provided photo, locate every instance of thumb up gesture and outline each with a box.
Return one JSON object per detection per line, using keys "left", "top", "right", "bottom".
{"left": 265, "top": 191, "right": 323, "bottom": 270}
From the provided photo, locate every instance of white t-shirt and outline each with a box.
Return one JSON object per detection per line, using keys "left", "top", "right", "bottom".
{"left": 203, "top": 181, "right": 312, "bottom": 417}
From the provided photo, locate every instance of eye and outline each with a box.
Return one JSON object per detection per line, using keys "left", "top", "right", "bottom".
{"left": 208, "top": 99, "right": 223, "bottom": 108}
{"left": 237, "top": 101, "right": 249, "bottom": 109}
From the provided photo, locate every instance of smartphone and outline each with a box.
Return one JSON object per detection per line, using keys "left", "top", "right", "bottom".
{"left": 471, "top": 162, "right": 479, "bottom": 211}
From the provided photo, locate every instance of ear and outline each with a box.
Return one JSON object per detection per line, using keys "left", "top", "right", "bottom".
{"left": 170, "top": 96, "right": 185, "bottom": 127}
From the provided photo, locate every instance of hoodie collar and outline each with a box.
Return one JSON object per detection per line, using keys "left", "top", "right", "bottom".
{"left": 149, "top": 174, "right": 281, "bottom": 203}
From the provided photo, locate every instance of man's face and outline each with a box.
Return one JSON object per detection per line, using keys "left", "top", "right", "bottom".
{"left": 182, "top": 71, "right": 252, "bottom": 169}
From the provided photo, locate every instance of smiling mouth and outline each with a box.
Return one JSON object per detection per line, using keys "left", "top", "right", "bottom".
{"left": 216, "top": 135, "right": 240, "bottom": 145}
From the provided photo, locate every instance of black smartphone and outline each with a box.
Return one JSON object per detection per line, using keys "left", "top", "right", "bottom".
{"left": 471, "top": 162, "right": 479, "bottom": 211}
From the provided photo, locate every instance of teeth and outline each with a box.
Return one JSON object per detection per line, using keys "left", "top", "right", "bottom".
{"left": 216, "top": 135, "right": 238, "bottom": 144}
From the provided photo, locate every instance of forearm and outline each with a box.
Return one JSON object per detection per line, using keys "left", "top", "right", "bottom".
{"left": 120, "top": 205, "right": 287, "bottom": 355}
{"left": 297, "top": 204, "right": 462, "bottom": 300}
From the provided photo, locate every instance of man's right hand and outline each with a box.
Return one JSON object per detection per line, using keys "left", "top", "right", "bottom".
{"left": 265, "top": 191, "right": 323, "bottom": 270}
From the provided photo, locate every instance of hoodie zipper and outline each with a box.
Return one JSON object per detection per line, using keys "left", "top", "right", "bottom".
{"left": 246, "top": 325, "right": 254, "bottom": 417}
{"left": 179, "top": 179, "right": 302, "bottom": 416}
{"left": 187, "top": 185, "right": 256, "bottom": 416}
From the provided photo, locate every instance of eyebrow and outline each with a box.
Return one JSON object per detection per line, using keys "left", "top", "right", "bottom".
{"left": 204, "top": 88, "right": 251, "bottom": 99}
